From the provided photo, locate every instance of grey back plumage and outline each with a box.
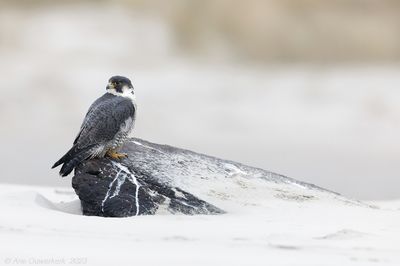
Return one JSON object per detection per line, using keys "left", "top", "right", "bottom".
{"left": 74, "top": 93, "right": 135, "bottom": 149}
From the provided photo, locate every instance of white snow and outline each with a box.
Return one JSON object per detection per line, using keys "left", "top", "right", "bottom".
{"left": 0, "top": 183, "right": 399, "bottom": 266}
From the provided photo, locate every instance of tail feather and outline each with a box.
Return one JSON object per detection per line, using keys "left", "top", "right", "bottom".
{"left": 52, "top": 146, "right": 79, "bottom": 169}
{"left": 59, "top": 148, "right": 95, "bottom": 177}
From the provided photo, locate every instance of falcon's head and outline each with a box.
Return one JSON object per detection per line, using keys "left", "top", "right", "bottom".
{"left": 106, "top": 76, "right": 135, "bottom": 98}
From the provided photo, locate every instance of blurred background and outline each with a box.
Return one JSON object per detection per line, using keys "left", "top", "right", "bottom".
{"left": 0, "top": 0, "right": 399, "bottom": 200}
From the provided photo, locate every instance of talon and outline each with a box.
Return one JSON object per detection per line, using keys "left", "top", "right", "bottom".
{"left": 106, "top": 150, "right": 128, "bottom": 160}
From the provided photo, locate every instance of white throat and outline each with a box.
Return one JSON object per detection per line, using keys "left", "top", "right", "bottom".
{"left": 107, "top": 86, "right": 136, "bottom": 103}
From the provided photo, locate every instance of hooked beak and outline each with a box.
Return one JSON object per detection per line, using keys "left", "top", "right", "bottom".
{"left": 106, "top": 82, "right": 114, "bottom": 90}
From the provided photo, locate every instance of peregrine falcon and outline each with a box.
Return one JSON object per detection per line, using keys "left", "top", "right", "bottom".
{"left": 52, "top": 76, "right": 136, "bottom": 177}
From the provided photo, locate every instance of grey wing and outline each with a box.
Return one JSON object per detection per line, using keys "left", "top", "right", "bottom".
{"left": 74, "top": 96, "right": 135, "bottom": 149}
{"left": 73, "top": 93, "right": 112, "bottom": 145}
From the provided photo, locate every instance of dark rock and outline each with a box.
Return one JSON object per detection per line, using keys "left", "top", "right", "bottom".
{"left": 72, "top": 138, "right": 338, "bottom": 217}
{"left": 72, "top": 140, "right": 227, "bottom": 217}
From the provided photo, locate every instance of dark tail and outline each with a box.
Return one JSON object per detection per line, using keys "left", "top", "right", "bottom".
{"left": 52, "top": 146, "right": 77, "bottom": 169}
{"left": 52, "top": 146, "right": 95, "bottom": 177}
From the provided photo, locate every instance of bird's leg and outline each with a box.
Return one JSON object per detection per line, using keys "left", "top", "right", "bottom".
{"left": 106, "top": 149, "right": 128, "bottom": 160}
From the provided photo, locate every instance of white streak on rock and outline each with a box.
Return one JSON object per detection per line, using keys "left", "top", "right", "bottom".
{"left": 178, "top": 200, "right": 197, "bottom": 209}
{"left": 133, "top": 141, "right": 167, "bottom": 155}
{"left": 112, "top": 162, "right": 141, "bottom": 216}
{"left": 110, "top": 172, "right": 127, "bottom": 199}
{"left": 289, "top": 181, "right": 308, "bottom": 190}
{"left": 172, "top": 188, "right": 186, "bottom": 199}
{"left": 224, "top": 163, "right": 247, "bottom": 176}
{"left": 101, "top": 170, "right": 122, "bottom": 212}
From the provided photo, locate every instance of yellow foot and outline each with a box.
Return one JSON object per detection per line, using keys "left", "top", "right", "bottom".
{"left": 106, "top": 150, "right": 128, "bottom": 160}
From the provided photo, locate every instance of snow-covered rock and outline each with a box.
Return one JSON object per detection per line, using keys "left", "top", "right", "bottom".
{"left": 0, "top": 143, "right": 399, "bottom": 265}
{"left": 72, "top": 138, "right": 363, "bottom": 217}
